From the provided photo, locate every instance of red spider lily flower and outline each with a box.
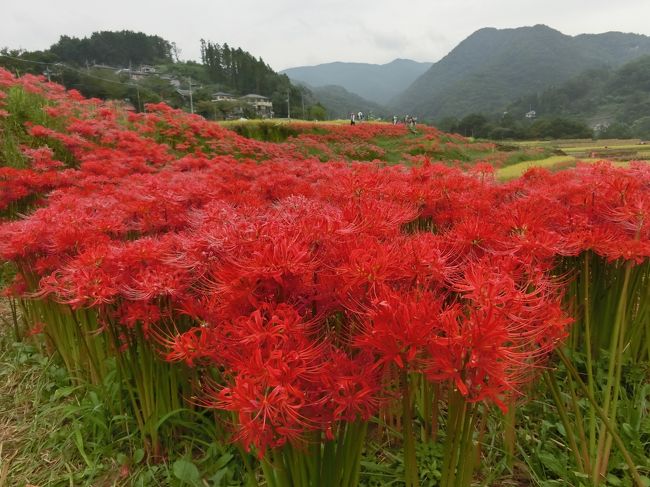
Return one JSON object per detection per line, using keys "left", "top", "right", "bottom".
{"left": 427, "top": 257, "right": 571, "bottom": 408}
{"left": 189, "top": 303, "right": 331, "bottom": 455}
{"left": 320, "top": 349, "right": 381, "bottom": 423}
{"left": 354, "top": 291, "right": 445, "bottom": 371}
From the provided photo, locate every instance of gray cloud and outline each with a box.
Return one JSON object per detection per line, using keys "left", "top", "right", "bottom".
{"left": 1, "top": 0, "right": 649, "bottom": 70}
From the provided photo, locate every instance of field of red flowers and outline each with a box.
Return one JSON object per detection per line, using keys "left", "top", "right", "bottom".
{"left": 1, "top": 68, "right": 649, "bottom": 486}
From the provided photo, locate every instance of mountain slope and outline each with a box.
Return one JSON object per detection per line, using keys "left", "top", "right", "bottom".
{"left": 281, "top": 58, "right": 432, "bottom": 105}
{"left": 391, "top": 25, "right": 650, "bottom": 120}
{"left": 506, "top": 55, "right": 650, "bottom": 137}
{"left": 304, "top": 84, "right": 388, "bottom": 119}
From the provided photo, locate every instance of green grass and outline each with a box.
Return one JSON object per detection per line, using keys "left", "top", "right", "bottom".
{"left": 0, "top": 299, "right": 248, "bottom": 487}
{"left": 511, "top": 138, "right": 650, "bottom": 162}
{"left": 497, "top": 155, "right": 577, "bottom": 180}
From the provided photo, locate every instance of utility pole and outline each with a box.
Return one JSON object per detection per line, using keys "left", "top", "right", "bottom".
{"left": 188, "top": 76, "right": 194, "bottom": 114}
{"left": 287, "top": 91, "right": 291, "bottom": 119}
{"left": 130, "top": 83, "right": 142, "bottom": 112}
{"left": 301, "top": 92, "right": 305, "bottom": 119}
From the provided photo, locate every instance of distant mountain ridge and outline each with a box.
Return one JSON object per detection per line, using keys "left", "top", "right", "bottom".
{"left": 299, "top": 83, "right": 388, "bottom": 119}
{"left": 281, "top": 59, "right": 432, "bottom": 105}
{"left": 390, "top": 25, "right": 650, "bottom": 120}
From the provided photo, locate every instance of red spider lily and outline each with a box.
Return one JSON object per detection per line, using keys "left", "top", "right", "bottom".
{"left": 354, "top": 291, "right": 445, "bottom": 371}
{"left": 163, "top": 326, "right": 222, "bottom": 367}
{"left": 426, "top": 257, "right": 571, "bottom": 408}
{"left": 319, "top": 349, "right": 380, "bottom": 423}
{"left": 185, "top": 303, "right": 331, "bottom": 454}
{"left": 1, "top": 68, "right": 647, "bottom": 472}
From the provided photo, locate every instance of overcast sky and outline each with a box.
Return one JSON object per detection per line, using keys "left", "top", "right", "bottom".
{"left": 3, "top": 0, "right": 650, "bottom": 71}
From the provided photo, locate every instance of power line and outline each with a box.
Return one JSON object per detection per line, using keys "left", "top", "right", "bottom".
{"left": 0, "top": 53, "right": 164, "bottom": 100}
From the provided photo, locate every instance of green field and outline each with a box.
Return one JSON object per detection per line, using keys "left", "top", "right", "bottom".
{"left": 496, "top": 138, "right": 650, "bottom": 179}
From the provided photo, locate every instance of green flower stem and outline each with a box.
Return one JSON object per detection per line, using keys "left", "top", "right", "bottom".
{"left": 348, "top": 422, "right": 368, "bottom": 487}
{"left": 457, "top": 403, "right": 478, "bottom": 487}
{"left": 401, "top": 370, "right": 420, "bottom": 487}
{"left": 503, "top": 400, "right": 516, "bottom": 468}
{"left": 583, "top": 254, "right": 597, "bottom": 459}
{"left": 544, "top": 371, "right": 585, "bottom": 474}
{"left": 557, "top": 348, "right": 643, "bottom": 487}
{"left": 441, "top": 387, "right": 465, "bottom": 487}
{"left": 594, "top": 261, "right": 632, "bottom": 483}
{"left": 261, "top": 421, "right": 369, "bottom": 487}
{"left": 261, "top": 457, "right": 279, "bottom": 487}
{"left": 566, "top": 370, "right": 590, "bottom": 472}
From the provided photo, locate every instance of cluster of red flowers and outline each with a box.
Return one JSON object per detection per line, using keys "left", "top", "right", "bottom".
{"left": 1, "top": 68, "right": 649, "bottom": 455}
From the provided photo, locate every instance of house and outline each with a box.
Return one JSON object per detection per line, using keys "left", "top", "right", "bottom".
{"left": 212, "top": 92, "right": 236, "bottom": 102}
{"left": 115, "top": 65, "right": 157, "bottom": 80}
{"left": 525, "top": 110, "right": 537, "bottom": 119}
{"left": 240, "top": 94, "right": 273, "bottom": 118}
{"left": 92, "top": 64, "right": 118, "bottom": 71}
{"left": 116, "top": 68, "right": 145, "bottom": 81}
{"left": 139, "top": 65, "right": 157, "bottom": 74}
{"left": 160, "top": 75, "right": 182, "bottom": 88}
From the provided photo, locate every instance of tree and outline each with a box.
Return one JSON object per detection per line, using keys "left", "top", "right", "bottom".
{"left": 631, "top": 116, "right": 650, "bottom": 140}
{"left": 49, "top": 31, "right": 173, "bottom": 66}
{"left": 488, "top": 127, "right": 517, "bottom": 140}
{"left": 308, "top": 103, "right": 327, "bottom": 121}
{"left": 530, "top": 117, "right": 592, "bottom": 139}
{"left": 435, "top": 117, "right": 459, "bottom": 133}
{"left": 457, "top": 114, "right": 490, "bottom": 138}
{"left": 596, "top": 122, "right": 632, "bottom": 139}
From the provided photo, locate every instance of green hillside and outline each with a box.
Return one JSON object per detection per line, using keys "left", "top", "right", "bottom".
{"left": 508, "top": 55, "right": 650, "bottom": 139}
{"left": 391, "top": 25, "right": 650, "bottom": 120}
{"left": 0, "top": 31, "right": 313, "bottom": 119}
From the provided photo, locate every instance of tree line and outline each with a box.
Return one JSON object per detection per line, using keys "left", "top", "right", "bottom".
{"left": 0, "top": 31, "right": 323, "bottom": 119}
{"left": 49, "top": 31, "right": 175, "bottom": 67}
{"left": 438, "top": 113, "right": 593, "bottom": 140}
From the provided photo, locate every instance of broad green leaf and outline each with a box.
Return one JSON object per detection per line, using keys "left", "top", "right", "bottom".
{"left": 133, "top": 448, "right": 145, "bottom": 464}
{"left": 172, "top": 459, "right": 200, "bottom": 485}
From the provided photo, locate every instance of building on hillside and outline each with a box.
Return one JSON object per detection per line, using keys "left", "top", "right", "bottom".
{"left": 525, "top": 109, "right": 537, "bottom": 119}
{"left": 92, "top": 64, "right": 118, "bottom": 71}
{"left": 139, "top": 65, "right": 157, "bottom": 74}
{"left": 160, "top": 75, "right": 182, "bottom": 88}
{"left": 240, "top": 94, "right": 273, "bottom": 118}
{"left": 212, "top": 92, "right": 237, "bottom": 102}
{"left": 176, "top": 79, "right": 203, "bottom": 99}
{"left": 115, "top": 65, "right": 157, "bottom": 80}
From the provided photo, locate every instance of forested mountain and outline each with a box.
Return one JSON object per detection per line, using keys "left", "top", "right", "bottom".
{"left": 507, "top": 55, "right": 650, "bottom": 138}
{"left": 199, "top": 40, "right": 292, "bottom": 99}
{"left": 281, "top": 59, "right": 432, "bottom": 105}
{"left": 391, "top": 25, "right": 650, "bottom": 120}
{"left": 300, "top": 84, "right": 388, "bottom": 119}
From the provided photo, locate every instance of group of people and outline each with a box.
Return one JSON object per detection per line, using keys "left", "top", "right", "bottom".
{"left": 349, "top": 111, "right": 365, "bottom": 125}
{"left": 393, "top": 114, "right": 417, "bottom": 128}
{"left": 349, "top": 111, "right": 418, "bottom": 128}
